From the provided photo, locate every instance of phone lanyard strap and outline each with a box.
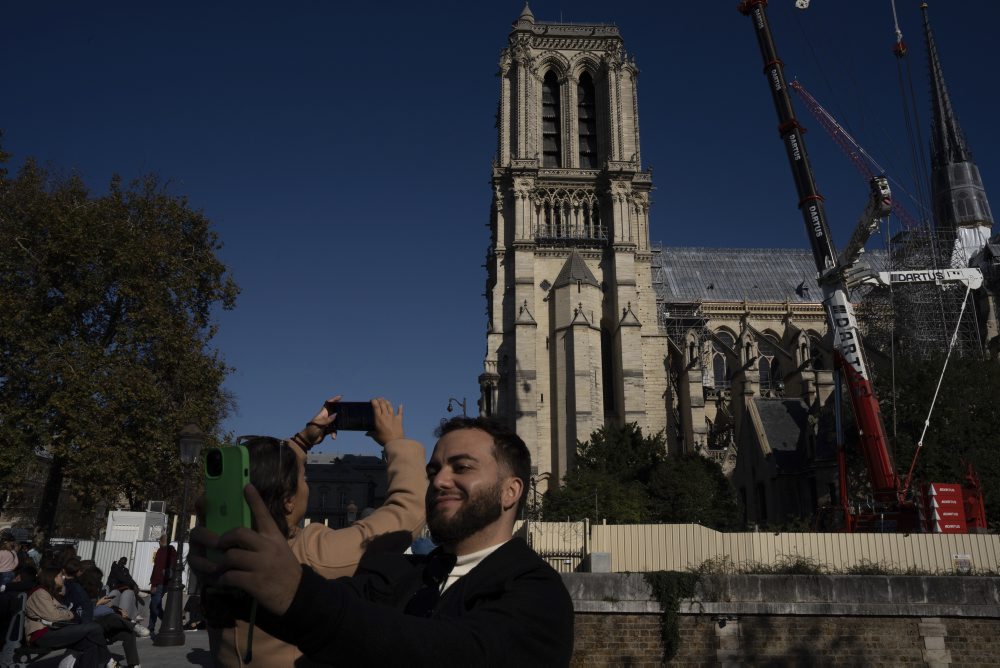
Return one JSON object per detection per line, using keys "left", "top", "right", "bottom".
{"left": 243, "top": 599, "right": 257, "bottom": 663}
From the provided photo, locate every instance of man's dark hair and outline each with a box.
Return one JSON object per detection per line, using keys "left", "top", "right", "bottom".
{"left": 62, "top": 555, "right": 82, "bottom": 576}
{"left": 434, "top": 416, "right": 531, "bottom": 513}
{"left": 79, "top": 566, "right": 104, "bottom": 599}
{"left": 241, "top": 436, "right": 300, "bottom": 538}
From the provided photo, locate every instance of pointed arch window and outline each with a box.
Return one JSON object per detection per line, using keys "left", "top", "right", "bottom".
{"left": 807, "top": 333, "right": 826, "bottom": 370}
{"left": 757, "top": 334, "right": 782, "bottom": 394}
{"left": 577, "top": 72, "right": 598, "bottom": 168}
{"left": 542, "top": 72, "right": 561, "bottom": 168}
{"left": 712, "top": 331, "right": 735, "bottom": 389}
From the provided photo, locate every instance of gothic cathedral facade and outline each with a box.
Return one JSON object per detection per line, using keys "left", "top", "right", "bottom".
{"left": 478, "top": 6, "right": 998, "bottom": 526}
{"left": 479, "top": 7, "right": 668, "bottom": 491}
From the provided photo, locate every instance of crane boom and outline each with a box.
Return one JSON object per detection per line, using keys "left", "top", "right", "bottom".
{"left": 789, "top": 80, "right": 922, "bottom": 230}
{"left": 738, "top": 0, "right": 901, "bottom": 508}
{"left": 839, "top": 176, "right": 891, "bottom": 269}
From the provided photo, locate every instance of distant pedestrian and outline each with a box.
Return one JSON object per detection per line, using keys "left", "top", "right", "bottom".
{"left": 148, "top": 534, "right": 176, "bottom": 636}
{"left": 27, "top": 540, "right": 42, "bottom": 567}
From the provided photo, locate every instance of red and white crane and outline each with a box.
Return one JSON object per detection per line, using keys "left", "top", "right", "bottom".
{"left": 737, "top": 0, "right": 987, "bottom": 533}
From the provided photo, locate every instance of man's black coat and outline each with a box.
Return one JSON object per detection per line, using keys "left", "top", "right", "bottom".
{"left": 258, "top": 537, "right": 574, "bottom": 667}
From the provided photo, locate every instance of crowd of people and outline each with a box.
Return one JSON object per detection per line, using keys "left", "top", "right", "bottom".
{"left": 2, "top": 395, "right": 576, "bottom": 666}
{"left": 0, "top": 541, "right": 149, "bottom": 668}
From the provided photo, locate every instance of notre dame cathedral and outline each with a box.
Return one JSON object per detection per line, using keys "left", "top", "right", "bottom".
{"left": 478, "top": 5, "right": 999, "bottom": 526}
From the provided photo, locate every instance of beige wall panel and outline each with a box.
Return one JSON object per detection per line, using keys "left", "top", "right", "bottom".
{"left": 583, "top": 523, "right": 1000, "bottom": 573}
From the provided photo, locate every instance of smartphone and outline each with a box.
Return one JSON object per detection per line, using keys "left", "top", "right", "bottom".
{"left": 203, "top": 445, "right": 251, "bottom": 562}
{"left": 331, "top": 401, "right": 376, "bottom": 431}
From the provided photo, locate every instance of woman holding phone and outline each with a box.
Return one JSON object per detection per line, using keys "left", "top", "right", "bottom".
{"left": 208, "top": 396, "right": 427, "bottom": 667}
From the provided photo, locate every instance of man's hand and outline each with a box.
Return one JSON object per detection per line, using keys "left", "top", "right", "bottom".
{"left": 188, "top": 485, "right": 303, "bottom": 616}
{"left": 369, "top": 398, "right": 404, "bottom": 446}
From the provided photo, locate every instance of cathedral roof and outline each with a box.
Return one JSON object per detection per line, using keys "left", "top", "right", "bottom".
{"left": 653, "top": 247, "right": 824, "bottom": 303}
{"left": 752, "top": 397, "right": 836, "bottom": 473}
{"left": 754, "top": 398, "right": 809, "bottom": 454}
{"left": 552, "top": 250, "right": 600, "bottom": 290}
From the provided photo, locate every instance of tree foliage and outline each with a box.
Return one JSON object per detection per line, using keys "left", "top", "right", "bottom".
{"left": 542, "top": 423, "right": 740, "bottom": 529}
{"left": 872, "top": 353, "right": 1000, "bottom": 527}
{"left": 646, "top": 453, "right": 741, "bottom": 529}
{"left": 0, "top": 150, "right": 239, "bottom": 530}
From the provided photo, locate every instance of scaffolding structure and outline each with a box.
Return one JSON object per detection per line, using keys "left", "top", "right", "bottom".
{"left": 855, "top": 225, "right": 984, "bottom": 362}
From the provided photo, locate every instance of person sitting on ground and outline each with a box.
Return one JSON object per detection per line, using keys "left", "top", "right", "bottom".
{"left": 105, "top": 557, "right": 142, "bottom": 624}
{"left": 24, "top": 567, "right": 112, "bottom": 668}
{"left": 61, "top": 557, "right": 104, "bottom": 622}
{"left": 193, "top": 416, "right": 574, "bottom": 667}
{"left": 206, "top": 395, "right": 427, "bottom": 667}
{"left": 64, "top": 558, "right": 146, "bottom": 632}
{"left": 77, "top": 565, "right": 144, "bottom": 668}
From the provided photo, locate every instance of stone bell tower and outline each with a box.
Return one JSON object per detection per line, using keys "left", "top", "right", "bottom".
{"left": 479, "top": 4, "right": 667, "bottom": 491}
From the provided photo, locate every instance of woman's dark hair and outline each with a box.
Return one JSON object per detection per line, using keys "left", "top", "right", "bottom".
{"left": 240, "top": 436, "right": 300, "bottom": 538}
{"left": 434, "top": 416, "right": 532, "bottom": 513}
{"left": 36, "top": 567, "right": 62, "bottom": 597}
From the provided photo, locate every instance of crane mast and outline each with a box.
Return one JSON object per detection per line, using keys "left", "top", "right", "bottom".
{"left": 737, "top": 0, "right": 901, "bottom": 512}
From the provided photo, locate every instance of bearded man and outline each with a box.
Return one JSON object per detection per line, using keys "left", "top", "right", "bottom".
{"left": 192, "top": 416, "right": 574, "bottom": 667}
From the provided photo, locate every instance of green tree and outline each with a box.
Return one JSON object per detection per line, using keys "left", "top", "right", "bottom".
{"left": 543, "top": 423, "right": 664, "bottom": 522}
{"left": 574, "top": 422, "right": 666, "bottom": 479}
{"left": 542, "top": 468, "right": 651, "bottom": 523}
{"left": 873, "top": 354, "right": 1000, "bottom": 527}
{"left": 0, "top": 151, "right": 239, "bottom": 537}
{"left": 646, "top": 454, "right": 741, "bottom": 530}
{"left": 542, "top": 423, "right": 740, "bottom": 528}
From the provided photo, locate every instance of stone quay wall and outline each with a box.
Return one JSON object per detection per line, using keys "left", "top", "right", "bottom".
{"left": 564, "top": 573, "right": 1000, "bottom": 666}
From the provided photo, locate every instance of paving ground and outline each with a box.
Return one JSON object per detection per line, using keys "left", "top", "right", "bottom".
{"left": 29, "top": 630, "right": 213, "bottom": 667}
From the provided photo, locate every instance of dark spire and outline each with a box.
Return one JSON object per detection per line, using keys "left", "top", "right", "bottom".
{"left": 924, "top": 3, "right": 969, "bottom": 168}
{"left": 922, "top": 3, "right": 994, "bottom": 235}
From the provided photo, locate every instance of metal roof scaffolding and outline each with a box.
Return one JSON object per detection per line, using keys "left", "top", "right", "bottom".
{"left": 856, "top": 225, "right": 984, "bottom": 362}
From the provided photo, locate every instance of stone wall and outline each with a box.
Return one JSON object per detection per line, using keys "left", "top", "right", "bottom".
{"left": 564, "top": 573, "right": 1000, "bottom": 666}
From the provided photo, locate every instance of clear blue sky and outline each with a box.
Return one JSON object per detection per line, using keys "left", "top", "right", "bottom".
{"left": 4, "top": 1, "right": 998, "bottom": 458}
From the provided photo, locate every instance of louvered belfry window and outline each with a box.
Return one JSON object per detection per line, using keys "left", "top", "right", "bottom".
{"left": 577, "top": 72, "right": 598, "bottom": 168}
{"left": 542, "top": 71, "right": 561, "bottom": 168}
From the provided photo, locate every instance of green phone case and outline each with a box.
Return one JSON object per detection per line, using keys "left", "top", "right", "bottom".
{"left": 204, "top": 445, "right": 251, "bottom": 560}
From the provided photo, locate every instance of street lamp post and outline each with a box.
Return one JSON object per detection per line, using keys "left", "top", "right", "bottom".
{"left": 446, "top": 397, "right": 467, "bottom": 416}
{"left": 154, "top": 423, "right": 204, "bottom": 646}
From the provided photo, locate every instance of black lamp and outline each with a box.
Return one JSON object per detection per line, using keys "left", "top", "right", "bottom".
{"left": 154, "top": 423, "right": 204, "bottom": 646}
